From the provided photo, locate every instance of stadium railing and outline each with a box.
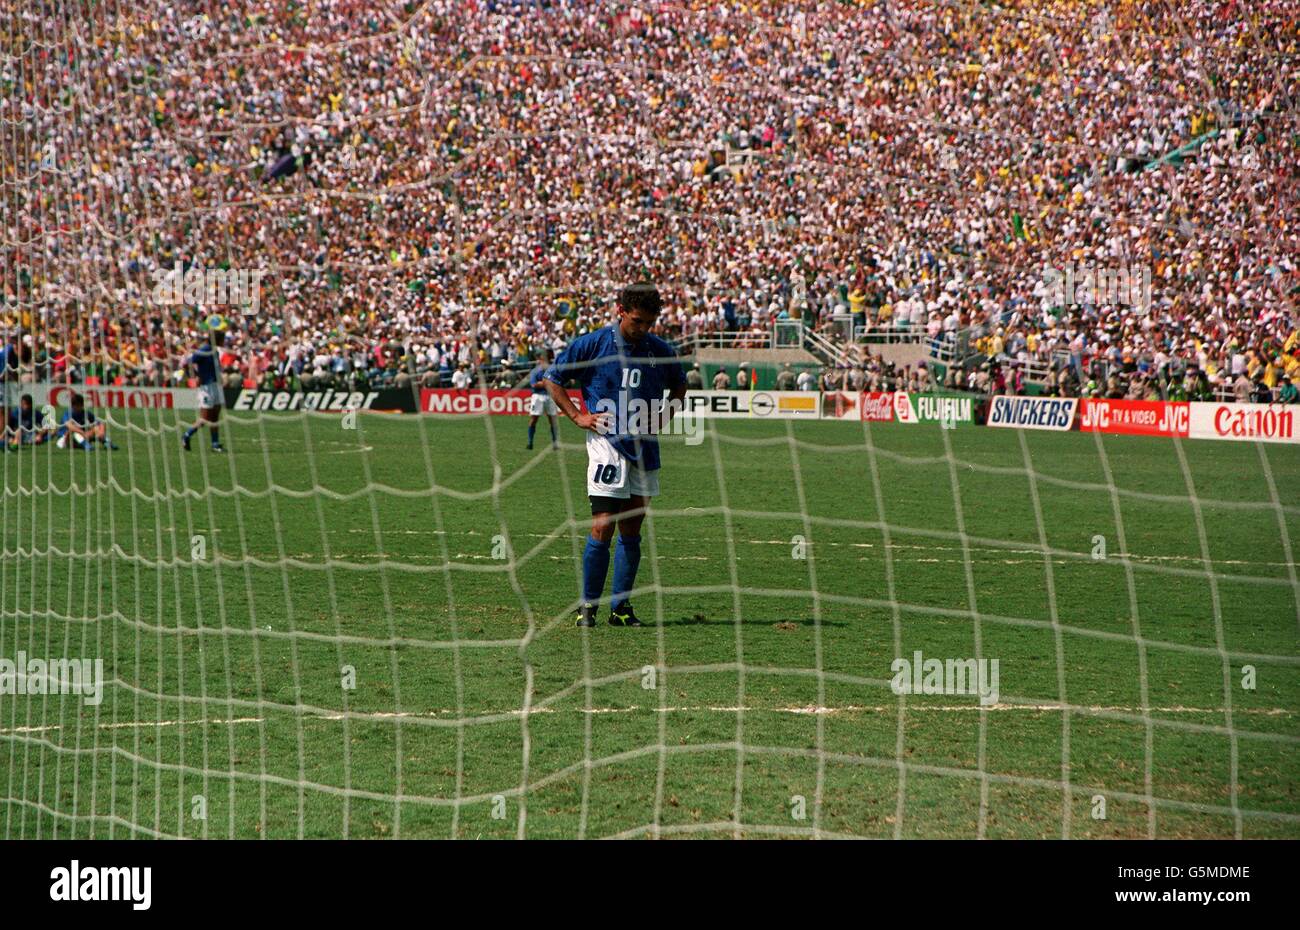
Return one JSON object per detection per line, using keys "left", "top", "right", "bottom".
{"left": 803, "top": 325, "right": 855, "bottom": 368}
{"left": 856, "top": 327, "right": 927, "bottom": 346}
{"left": 677, "top": 329, "right": 773, "bottom": 351}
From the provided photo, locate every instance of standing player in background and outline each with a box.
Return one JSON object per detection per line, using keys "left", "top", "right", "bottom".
{"left": 526, "top": 349, "right": 559, "bottom": 450}
{"left": 543, "top": 283, "right": 687, "bottom": 628}
{"left": 56, "top": 392, "right": 118, "bottom": 450}
{"left": 0, "top": 334, "right": 17, "bottom": 420}
{"left": 182, "top": 320, "right": 227, "bottom": 452}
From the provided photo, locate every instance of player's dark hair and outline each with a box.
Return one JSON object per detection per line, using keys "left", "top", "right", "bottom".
{"left": 69, "top": 392, "right": 84, "bottom": 408}
{"left": 20, "top": 393, "right": 33, "bottom": 405}
{"left": 211, "top": 328, "right": 226, "bottom": 348}
{"left": 619, "top": 282, "right": 662, "bottom": 317}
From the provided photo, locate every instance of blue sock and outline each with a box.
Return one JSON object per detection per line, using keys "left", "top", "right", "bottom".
{"left": 210, "top": 427, "right": 220, "bottom": 447}
{"left": 550, "top": 423, "right": 557, "bottom": 442}
{"left": 528, "top": 423, "right": 536, "bottom": 446}
{"left": 611, "top": 535, "right": 642, "bottom": 612}
{"left": 581, "top": 535, "right": 610, "bottom": 605}
{"left": 183, "top": 426, "right": 196, "bottom": 440}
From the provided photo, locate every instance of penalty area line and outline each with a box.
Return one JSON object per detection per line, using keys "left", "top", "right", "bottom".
{"left": 1, "top": 704, "right": 1290, "bottom": 735}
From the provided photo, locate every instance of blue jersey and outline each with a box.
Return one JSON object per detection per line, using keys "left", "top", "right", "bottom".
{"left": 528, "top": 365, "right": 550, "bottom": 394}
{"left": 59, "top": 408, "right": 96, "bottom": 435}
{"left": 9, "top": 405, "right": 35, "bottom": 432}
{"left": 189, "top": 343, "right": 221, "bottom": 385}
{"left": 543, "top": 323, "right": 686, "bottom": 469}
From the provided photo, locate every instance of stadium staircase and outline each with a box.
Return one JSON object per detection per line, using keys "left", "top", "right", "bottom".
{"left": 1143, "top": 129, "right": 1220, "bottom": 172}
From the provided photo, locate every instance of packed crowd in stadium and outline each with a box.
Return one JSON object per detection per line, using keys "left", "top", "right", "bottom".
{"left": 2, "top": 0, "right": 1296, "bottom": 402}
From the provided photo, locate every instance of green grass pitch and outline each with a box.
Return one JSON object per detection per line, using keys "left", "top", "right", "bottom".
{"left": 2, "top": 409, "right": 1297, "bottom": 838}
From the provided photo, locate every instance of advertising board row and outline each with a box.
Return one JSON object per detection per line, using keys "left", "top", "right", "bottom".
{"left": 850, "top": 391, "right": 976, "bottom": 427}
{"left": 990, "top": 396, "right": 1298, "bottom": 444}
{"left": 21, "top": 383, "right": 204, "bottom": 411}
{"left": 15, "top": 384, "right": 1297, "bottom": 443}
{"left": 19, "top": 383, "right": 417, "bottom": 413}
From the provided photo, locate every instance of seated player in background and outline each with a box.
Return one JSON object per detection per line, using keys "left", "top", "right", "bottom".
{"left": 56, "top": 391, "right": 118, "bottom": 450}
{"left": 6, "top": 393, "right": 52, "bottom": 448}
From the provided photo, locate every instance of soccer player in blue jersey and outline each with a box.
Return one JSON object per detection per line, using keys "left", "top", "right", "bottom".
{"left": 56, "top": 392, "right": 117, "bottom": 450}
{"left": 526, "top": 350, "right": 559, "bottom": 450}
{"left": 182, "top": 325, "right": 226, "bottom": 452}
{"left": 0, "top": 336, "right": 17, "bottom": 420}
{"left": 542, "top": 283, "right": 687, "bottom": 628}
{"left": 5, "top": 393, "right": 52, "bottom": 448}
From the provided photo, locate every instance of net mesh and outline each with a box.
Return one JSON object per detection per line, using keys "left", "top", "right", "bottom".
{"left": 1, "top": 0, "right": 1297, "bottom": 839}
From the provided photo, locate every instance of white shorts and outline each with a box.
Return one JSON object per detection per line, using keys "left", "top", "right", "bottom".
{"left": 528, "top": 392, "right": 558, "bottom": 417}
{"left": 586, "top": 432, "right": 659, "bottom": 500}
{"left": 198, "top": 382, "right": 224, "bottom": 410}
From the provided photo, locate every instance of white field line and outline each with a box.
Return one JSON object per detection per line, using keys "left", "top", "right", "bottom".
{"left": 3, "top": 703, "right": 1292, "bottom": 736}
{"left": 31, "top": 530, "right": 1295, "bottom": 568}
{"left": 348, "top": 530, "right": 1298, "bottom": 568}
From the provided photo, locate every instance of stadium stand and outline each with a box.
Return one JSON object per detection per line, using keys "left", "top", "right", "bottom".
{"left": 2, "top": 0, "right": 1296, "bottom": 405}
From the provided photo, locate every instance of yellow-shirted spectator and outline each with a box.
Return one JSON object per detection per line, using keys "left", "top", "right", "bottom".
{"left": 1264, "top": 356, "right": 1281, "bottom": 389}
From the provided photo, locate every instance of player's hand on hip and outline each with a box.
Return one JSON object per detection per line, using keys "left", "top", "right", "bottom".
{"left": 573, "top": 411, "right": 611, "bottom": 433}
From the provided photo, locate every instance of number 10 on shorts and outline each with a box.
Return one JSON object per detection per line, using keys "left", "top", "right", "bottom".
{"left": 593, "top": 463, "right": 619, "bottom": 484}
